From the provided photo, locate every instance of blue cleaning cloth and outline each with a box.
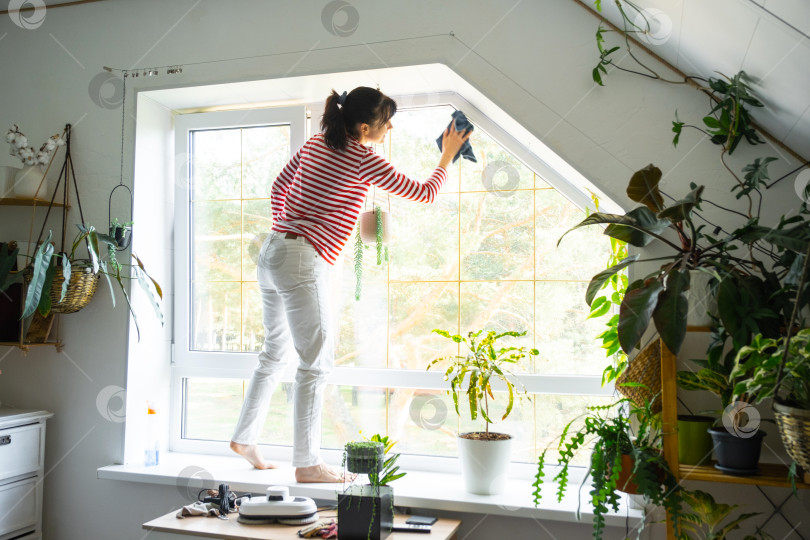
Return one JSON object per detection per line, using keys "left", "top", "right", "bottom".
{"left": 436, "top": 110, "right": 476, "bottom": 164}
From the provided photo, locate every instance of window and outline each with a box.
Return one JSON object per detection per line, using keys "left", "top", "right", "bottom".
{"left": 172, "top": 98, "right": 614, "bottom": 466}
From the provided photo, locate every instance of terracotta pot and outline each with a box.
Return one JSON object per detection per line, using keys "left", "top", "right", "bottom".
{"left": 613, "top": 453, "right": 666, "bottom": 494}
{"left": 359, "top": 210, "right": 390, "bottom": 245}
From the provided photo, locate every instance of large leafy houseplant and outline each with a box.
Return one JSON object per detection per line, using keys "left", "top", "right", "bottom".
{"left": 560, "top": 162, "right": 810, "bottom": 358}
{"left": 532, "top": 395, "right": 682, "bottom": 540}
{"left": 0, "top": 223, "right": 162, "bottom": 339}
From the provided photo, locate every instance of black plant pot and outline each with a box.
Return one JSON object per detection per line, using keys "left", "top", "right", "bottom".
{"left": 345, "top": 442, "right": 384, "bottom": 475}
{"left": 708, "top": 426, "right": 766, "bottom": 475}
{"left": 337, "top": 484, "right": 393, "bottom": 540}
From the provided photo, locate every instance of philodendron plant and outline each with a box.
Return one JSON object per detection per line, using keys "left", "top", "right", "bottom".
{"left": 559, "top": 162, "right": 809, "bottom": 357}
{"left": 0, "top": 224, "right": 162, "bottom": 339}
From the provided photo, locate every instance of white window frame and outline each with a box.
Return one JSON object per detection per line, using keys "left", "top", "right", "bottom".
{"left": 171, "top": 107, "right": 307, "bottom": 452}
{"left": 169, "top": 94, "right": 614, "bottom": 460}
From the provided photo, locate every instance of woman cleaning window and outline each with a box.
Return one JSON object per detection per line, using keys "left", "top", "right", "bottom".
{"left": 230, "top": 86, "right": 471, "bottom": 482}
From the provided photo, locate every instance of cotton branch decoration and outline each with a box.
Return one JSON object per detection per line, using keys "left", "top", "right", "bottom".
{"left": 6, "top": 125, "right": 64, "bottom": 166}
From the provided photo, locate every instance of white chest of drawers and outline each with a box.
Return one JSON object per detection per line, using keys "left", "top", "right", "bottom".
{"left": 0, "top": 409, "right": 52, "bottom": 540}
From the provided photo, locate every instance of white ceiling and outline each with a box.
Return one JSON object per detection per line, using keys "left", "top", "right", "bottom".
{"left": 585, "top": 0, "right": 810, "bottom": 160}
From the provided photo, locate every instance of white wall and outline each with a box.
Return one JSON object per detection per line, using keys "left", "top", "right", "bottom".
{"left": 0, "top": 0, "right": 807, "bottom": 538}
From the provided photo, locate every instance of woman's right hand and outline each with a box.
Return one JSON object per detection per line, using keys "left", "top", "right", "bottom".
{"left": 438, "top": 120, "right": 473, "bottom": 169}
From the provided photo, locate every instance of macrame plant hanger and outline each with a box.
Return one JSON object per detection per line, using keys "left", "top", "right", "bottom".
{"left": 108, "top": 72, "right": 133, "bottom": 251}
{"left": 22, "top": 123, "right": 86, "bottom": 350}
{"left": 33, "top": 124, "right": 88, "bottom": 256}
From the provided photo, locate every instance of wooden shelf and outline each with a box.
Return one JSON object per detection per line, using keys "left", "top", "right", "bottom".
{"left": 685, "top": 325, "right": 712, "bottom": 333}
{"left": 679, "top": 462, "right": 810, "bottom": 489}
{"left": 0, "top": 197, "right": 67, "bottom": 208}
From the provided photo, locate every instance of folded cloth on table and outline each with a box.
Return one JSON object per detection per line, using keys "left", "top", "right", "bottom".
{"left": 436, "top": 110, "right": 476, "bottom": 164}
{"left": 176, "top": 502, "right": 222, "bottom": 518}
{"left": 320, "top": 521, "right": 337, "bottom": 538}
{"left": 298, "top": 519, "right": 336, "bottom": 538}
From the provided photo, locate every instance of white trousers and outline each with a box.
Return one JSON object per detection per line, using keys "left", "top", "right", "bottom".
{"left": 231, "top": 231, "right": 333, "bottom": 467}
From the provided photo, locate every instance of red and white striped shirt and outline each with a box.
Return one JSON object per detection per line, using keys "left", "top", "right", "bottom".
{"left": 271, "top": 132, "right": 447, "bottom": 264}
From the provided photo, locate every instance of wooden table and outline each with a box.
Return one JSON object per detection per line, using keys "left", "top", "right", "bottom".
{"left": 143, "top": 510, "right": 461, "bottom": 540}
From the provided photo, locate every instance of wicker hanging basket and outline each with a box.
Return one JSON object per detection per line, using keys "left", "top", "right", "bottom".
{"left": 49, "top": 262, "right": 99, "bottom": 314}
{"left": 773, "top": 401, "right": 810, "bottom": 473}
{"left": 616, "top": 339, "right": 662, "bottom": 413}
{"left": 25, "top": 260, "right": 99, "bottom": 314}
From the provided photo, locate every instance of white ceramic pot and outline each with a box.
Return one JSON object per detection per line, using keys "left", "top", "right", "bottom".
{"left": 12, "top": 165, "right": 46, "bottom": 199}
{"left": 359, "top": 210, "right": 390, "bottom": 244}
{"left": 686, "top": 270, "right": 717, "bottom": 327}
{"left": 457, "top": 432, "right": 512, "bottom": 495}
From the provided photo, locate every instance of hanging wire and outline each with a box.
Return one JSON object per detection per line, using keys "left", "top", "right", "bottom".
{"left": 107, "top": 73, "right": 134, "bottom": 251}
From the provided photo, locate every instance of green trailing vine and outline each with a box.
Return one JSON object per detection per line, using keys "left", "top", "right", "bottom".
{"left": 354, "top": 228, "right": 364, "bottom": 301}
{"left": 584, "top": 199, "right": 629, "bottom": 386}
{"left": 375, "top": 205, "right": 384, "bottom": 265}
{"left": 592, "top": 1, "right": 765, "bottom": 156}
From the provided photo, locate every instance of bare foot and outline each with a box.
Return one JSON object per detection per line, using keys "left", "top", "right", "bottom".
{"left": 295, "top": 463, "right": 354, "bottom": 483}
{"left": 230, "top": 441, "right": 276, "bottom": 470}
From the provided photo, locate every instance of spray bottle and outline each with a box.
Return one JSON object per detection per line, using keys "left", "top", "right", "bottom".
{"left": 145, "top": 402, "right": 160, "bottom": 466}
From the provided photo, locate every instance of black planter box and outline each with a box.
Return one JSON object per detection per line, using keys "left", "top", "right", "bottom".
{"left": 337, "top": 484, "right": 393, "bottom": 540}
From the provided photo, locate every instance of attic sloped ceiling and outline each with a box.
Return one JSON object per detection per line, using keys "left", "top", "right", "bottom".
{"left": 583, "top": 0, "right": 810, "bottom": 160}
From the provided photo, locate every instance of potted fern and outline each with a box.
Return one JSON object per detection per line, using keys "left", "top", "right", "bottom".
{"left": 533, "top": 395, "right": 682, "bottom": 540}
{"left": 428, "top": 329, "right": 538, "bottom": 495}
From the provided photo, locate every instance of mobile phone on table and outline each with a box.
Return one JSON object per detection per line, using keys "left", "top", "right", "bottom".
{"left": 406, "top": 516, "right": 438, "bottom": 525}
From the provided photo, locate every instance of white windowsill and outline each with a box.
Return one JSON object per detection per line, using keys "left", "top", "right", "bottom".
{"left": 98, "top": 452, "right": 643, "bottom": 527}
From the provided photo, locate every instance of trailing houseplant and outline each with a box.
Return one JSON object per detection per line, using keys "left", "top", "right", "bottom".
{"left": 428, "top": 329, "right": 538, "bottom": 494}
{"left": 0, "top": 223, "right": 163, "bottom": 340}
{"left": 590, "top": 2, "right": 764, "bottom": 157}
{"left": 354, "top": 204, "right": 388, "bottom": 301}
{"left": 532, "top": 395, "right": 682, "bottom": 540}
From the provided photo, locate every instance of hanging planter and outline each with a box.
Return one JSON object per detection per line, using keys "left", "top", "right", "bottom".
{"left": 108, "top": 184, "right": 134, "bottom": 251}
{"left": 354, "top": 201, "right": 390, "bottom": 301}
{"left": 39, "top": 259, "right": 99, "bottom": 314}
